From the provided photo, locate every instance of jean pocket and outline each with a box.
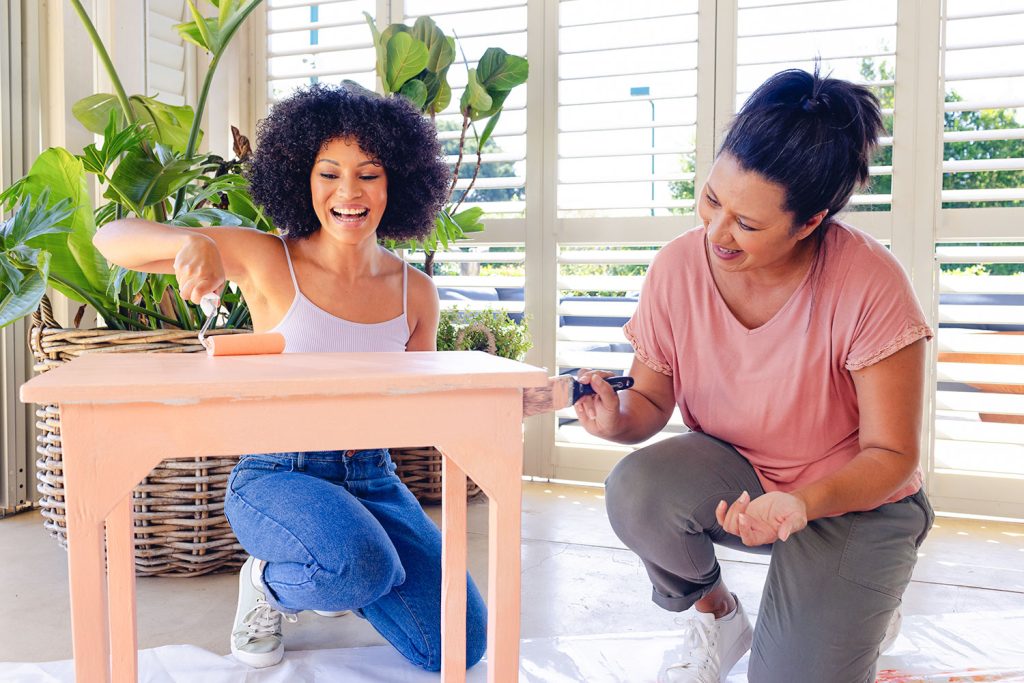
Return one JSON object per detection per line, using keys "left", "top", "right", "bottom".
{"left": 237, "top": 454, "right": 292, "bottom": 471}
{"left": 837, "top": 505, "right": 922, "bottom": 600}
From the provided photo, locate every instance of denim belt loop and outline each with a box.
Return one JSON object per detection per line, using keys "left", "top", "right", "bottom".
{"left": 296, "top": 451, "right": 305, "bottom": 470}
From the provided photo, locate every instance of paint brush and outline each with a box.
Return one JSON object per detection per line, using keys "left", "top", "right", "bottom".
{"left": 198, "top": 294, "right": 286, "bottom": 357}
{"left": 522, "top": 375, "right": 634, "bottom": 417}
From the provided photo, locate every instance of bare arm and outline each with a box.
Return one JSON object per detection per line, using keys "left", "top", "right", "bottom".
{"left": 405, "top": 267, "right": 440, "bottom": 352}
{"left": 574, "top": 357, "right": 676, "bottom": 444}
{"left": 93, "top": 219, "right": 271, "bottom": 303}
{"left": 793, "top": 338, "right": 926, "bottom": 519}
{"left": 718, "top": 339, "right": 927, "bottom": 546}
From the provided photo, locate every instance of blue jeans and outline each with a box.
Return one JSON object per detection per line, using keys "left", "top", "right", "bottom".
{"left": 224, "top": 448, "right": 488, "bottom": 672}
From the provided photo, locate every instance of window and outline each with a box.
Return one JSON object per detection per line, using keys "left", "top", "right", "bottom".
{"left": 253, "top": 2, "right": 1024, "bottom": 516}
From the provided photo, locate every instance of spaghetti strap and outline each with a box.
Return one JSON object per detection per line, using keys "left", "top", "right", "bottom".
{"left": 402, "top": 261, "right": 409, "bottom": 315}
{"left": 278, "top": 235, "right": 301, "bottom": 296}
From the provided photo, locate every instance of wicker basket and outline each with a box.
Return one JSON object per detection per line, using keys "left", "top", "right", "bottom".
{"left": 28, "top": 295, "right": 249, "bottom": 577}
{"left": 390, "top": 322, "right": 497, "bottom": 503}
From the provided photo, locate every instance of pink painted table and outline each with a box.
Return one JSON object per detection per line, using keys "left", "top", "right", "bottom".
{"left": 20, "top": 350, "right": 547, "bottom": 683}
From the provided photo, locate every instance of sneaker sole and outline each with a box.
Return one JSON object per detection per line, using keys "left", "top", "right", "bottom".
{"left": 313, "top": 610, "right": 350, "bottom": 618}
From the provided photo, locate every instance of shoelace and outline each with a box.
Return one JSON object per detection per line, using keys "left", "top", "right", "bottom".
{"left": 662, "top": 618, "right": 718, "bottom": 683}
{"left": 240, "top": 599, "right": 297, "bottom": 641}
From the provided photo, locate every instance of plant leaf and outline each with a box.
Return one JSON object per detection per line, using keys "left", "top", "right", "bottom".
{"left": 451, "top": 206, "right": 485, "bottom": 234}
{"left": 72, "top": 93, "right": 198, "bottom": 152}
{"left": 476, "top": 48, "right": 529, "bottom": 92}
{"left": 181, "top": 0, "right": 221, "bottom": 52}
{"left": 477, "top": 109, "right": 502, "bottom": 149}
{"left": 169, "top": 207, "right": 251, "bottom": 228}
{"left": 385, "top": 31, "right": 429, "bottom": 94}
{"left": 106, "top": 146, "right": 204, "bottom": 212}
{"left": 460, "top": 68, "right": 492, "bottom": 117}
{"left": 398, "top": 79, "right": 428, "bottom": 110}
{"left": 431, "top": 80, "right": 452, "bottom": 115}
{"left": 413, "top": 16, "right": 454, "bottom": 73}
{"left": 20, "top": 149, "right": 108, "bottom": 295}
{"left": 0, "top": 267, "right": 48, "bottom": 329}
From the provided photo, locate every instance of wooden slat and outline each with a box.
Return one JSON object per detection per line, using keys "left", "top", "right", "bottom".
{"left": 555, "top": 351, "right": 632, "bottom": 371}
{"left": 557, "top": 275, "right": 646, "bottom": 291}
{"left": 558, "top": 301, "right": 638, "bottom": 318}
{"left": 938, "top": 304, "right": 1024, "bottom": 325}
{"left": 934, "top": 438, "right": 1024, "bottom": 477}
{"left": 935, "top": 418, "right": 1024, "bottom": 446}
{"left": 937, "top": 362, "right": 1024, "bottom": 388}
{"left": 438, "top": 300, "right": 524, "bottom": 313}
{"left": 557, "top": 326, "right": 628, "bottom": 343}
{"left": 433, "top": 276, "right": 525, "bottom": 288}
{"left": 939, "top": 275, "right": 1024, "bottom": 295}
{"left": 937, "top": 330, "right": 1024, "bottom": 356}
{"left": 936, "top": 390, "right": 1024, "bottom": 416}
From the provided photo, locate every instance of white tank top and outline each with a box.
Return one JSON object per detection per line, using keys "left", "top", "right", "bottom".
{"left": 268, "top": 236, "right": 411, "bottom": 353}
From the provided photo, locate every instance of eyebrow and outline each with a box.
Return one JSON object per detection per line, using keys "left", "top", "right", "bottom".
{"left": 315, "top": 158, "right": 381, "bottom": 167}
{"left": 705, "top": 183, "right": 765, "bottom": 227}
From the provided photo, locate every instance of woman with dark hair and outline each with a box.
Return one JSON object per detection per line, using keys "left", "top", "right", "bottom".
{"left": 93, "top": 83, "right": 487, "bottom": 672}
{"left": 575, "top": 68, "right": 934, "bottom": 682}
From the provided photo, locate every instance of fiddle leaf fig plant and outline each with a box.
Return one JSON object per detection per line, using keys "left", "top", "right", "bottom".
{"left": 364, "top": 13, "right": 528, "bottom": 274}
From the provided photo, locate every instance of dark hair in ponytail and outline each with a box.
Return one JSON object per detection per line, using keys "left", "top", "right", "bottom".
{"left": 719, "top": 64, "right": 883, "bottom": 234}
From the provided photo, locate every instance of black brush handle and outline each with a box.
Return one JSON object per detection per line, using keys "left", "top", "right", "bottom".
{"left": 571, "top": 375, "right": 635, "bottom": 404}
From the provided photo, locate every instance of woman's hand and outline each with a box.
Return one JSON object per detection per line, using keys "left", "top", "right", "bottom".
{"left": 716, "top": 490, "right": 808, "bottom": 546}
{"left": 174, "top": 234, "right": 226, "bottom": 305}
{"left": 574, "top": 369, "right": 625, "bottom": 439}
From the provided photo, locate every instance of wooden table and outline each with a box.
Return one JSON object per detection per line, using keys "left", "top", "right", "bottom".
{"left": 20, "top": 351, "right": 547, "bottom": 682}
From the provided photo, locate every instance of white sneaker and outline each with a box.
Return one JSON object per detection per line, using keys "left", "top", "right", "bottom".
{"left": 312, "top": 609, "right": 350, "bottom": 618}
{"left": 879, "top": 604, "right": 902, "bottom": 654}
{"left": 660, "top": 595, "right": 753, "bottom": 683}
{"left": 230, "top": 556, "right": 296, "bottom": 668}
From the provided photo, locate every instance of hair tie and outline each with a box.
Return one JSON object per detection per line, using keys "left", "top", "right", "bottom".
{"left": 801, "top": 94, "right": 822, "bottom": 113}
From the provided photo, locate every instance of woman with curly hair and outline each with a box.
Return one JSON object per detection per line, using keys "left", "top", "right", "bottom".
{"left": 93, "top": 83, "right": 487, "bottom": 672}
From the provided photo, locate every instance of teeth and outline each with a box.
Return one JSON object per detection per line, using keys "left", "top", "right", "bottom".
{"left": 331, "top": 208, "right": 367, "bottom": 216}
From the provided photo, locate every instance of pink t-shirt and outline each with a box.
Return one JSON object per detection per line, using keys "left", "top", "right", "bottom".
{"left": 623, "top": 223, "right": 932, "bottom": 504}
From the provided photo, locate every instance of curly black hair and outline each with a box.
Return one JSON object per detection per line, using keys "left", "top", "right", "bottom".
{"left": 246, "top": 83, "right": 450, "bottom": 241}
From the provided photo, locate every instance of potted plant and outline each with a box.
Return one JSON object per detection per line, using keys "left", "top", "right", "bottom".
{"left": 4, "top": 0, "right": 267, "bottom": 576}
{"left": 362, "top": 14, "right": 531, "bottom": 501}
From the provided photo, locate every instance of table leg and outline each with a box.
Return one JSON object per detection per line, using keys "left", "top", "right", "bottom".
{"left": 441, "top": 454, "right": 468, "bottom": 682}
{"left": 486, "top": 451, "right": 523, "bottom": 683}
{"left": 108, "top": 495, "right": 138, "bottom": 682}
{"left": 64, "top": 493, "right": 113, "bottom": 682}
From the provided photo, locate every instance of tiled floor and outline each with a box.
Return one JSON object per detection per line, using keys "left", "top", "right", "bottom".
{"left": 2, "top": 481, "right": 1023, "bottom": 665}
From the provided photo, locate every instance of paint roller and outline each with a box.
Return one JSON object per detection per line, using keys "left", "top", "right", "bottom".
{"left": 198, "top": 293, "right": 286, "bottom": 356}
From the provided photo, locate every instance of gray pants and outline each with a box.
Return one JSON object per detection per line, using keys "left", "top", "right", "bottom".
{"left": 604, "top": 432, "right": 934, "bottom": 683}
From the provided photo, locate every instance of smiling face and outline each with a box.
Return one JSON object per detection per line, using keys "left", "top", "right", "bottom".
{"left": 309, "top": 136, "right": 388, "bottom": 243}
{"left": 698, "top": 153, "right": 826, "bottom": 277}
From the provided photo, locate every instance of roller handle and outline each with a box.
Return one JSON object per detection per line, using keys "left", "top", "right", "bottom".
{"left": 570, "top": 375, "right": 634, "bottom": 404}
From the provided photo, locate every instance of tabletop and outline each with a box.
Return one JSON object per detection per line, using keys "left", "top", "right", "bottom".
{"left": 20, "top": 351, "right": 549, "bottom": 405}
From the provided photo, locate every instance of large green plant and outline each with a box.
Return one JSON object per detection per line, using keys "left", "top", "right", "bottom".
{"left": 364, "top": 13, "right": 529, "bottom": 275}
{"left": 0, "top": 0, "right": 267, "bottom": 332}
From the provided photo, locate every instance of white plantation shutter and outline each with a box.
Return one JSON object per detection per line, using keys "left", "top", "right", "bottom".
{"left": 548, "top": 0, "right": 706, "bottom": 481}
{"left": 557, "top": 0, "right": 700, "bottom": 218}
{"left": 265, "top": 0, "right": 377, "bottom": 103}
{"left": 146, "top": 0, "right": 189, "bottom": 106}
{"left": 735, "top": 0, "right": 898, "bottom": 223}
{"left": 940, "top": 2, "right": 1024, "bottom": 226}
{"left": 924, "top": 1, "right": 1024, "bottom": 517}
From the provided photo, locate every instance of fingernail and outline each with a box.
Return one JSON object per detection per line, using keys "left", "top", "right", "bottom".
{"left": 741, "top": 490, "right": 750, "bottom": 502}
